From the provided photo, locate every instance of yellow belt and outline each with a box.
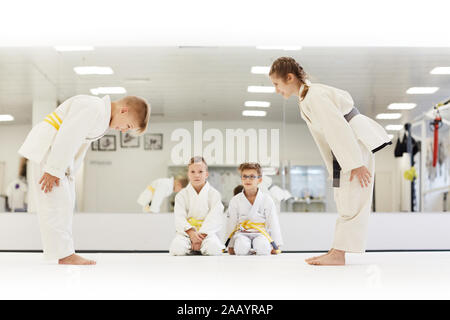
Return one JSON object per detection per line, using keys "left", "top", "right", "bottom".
{"left": 225, "top": 220, "right": 281, "bottom": 254}
{"left": 44, "top": 112, "right": 63, "bottom": 130}
{"left": 144, "top": 186, "right": 156, "bottom": 212}
{"left": 188, "top": 217, "right": 204, "bottom": 232}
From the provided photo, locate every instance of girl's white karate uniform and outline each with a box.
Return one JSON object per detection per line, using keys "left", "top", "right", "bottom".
{"left": 18, "top": 95, "right": 111, "bottom": 260}
{"left": 226, "top": 189, "right": 283, "bottom": 255}
{"left": 298, "top": 82, "right": 391, "bottom": 252}
{"left": 169, "top": 182, "right": 225, "bottom": 256}
{"left": 137, "top": 177, "right": 174, "bottom": 213}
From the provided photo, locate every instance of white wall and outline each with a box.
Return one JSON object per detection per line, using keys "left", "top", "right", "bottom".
{"left": 374, "top": 145, "right": 402, "bottom": 212}
{"left": 1, "top": 212, "right": 449, "bottom": 251}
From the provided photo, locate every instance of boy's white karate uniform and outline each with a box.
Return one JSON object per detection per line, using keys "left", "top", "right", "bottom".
{"left": 226, "top": 189, "right": 283, "bottom": 255}
{"left": 169, "top": 182, "right": 225, "bottom": 256}
{"left": 298, "top": 82, "right": 390, "bottom": 252}
{"left": 259, "top": 175, "right": 292, "bottom": 213}
{"left": 5, "top": 178, "right": 28, "bottom": 211}
{"left": 18, "top": 95, "right": 111, "bottom": 260}
{"left": 137, "top": 177, "right": 174, "bottom": 213}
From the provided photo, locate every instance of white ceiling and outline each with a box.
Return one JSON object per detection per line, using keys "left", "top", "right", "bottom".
{"left": 0, "top": 47, "right": 449, "bottom": 127}
{"left": 2, "top": 0, "right": 449, "bottom": 47}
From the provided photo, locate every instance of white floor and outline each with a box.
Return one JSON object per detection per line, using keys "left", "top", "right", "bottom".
{"left": 1, "top": 251, "right": 450, "bottom": 300}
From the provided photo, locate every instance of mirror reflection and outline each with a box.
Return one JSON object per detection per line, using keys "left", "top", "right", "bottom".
{"left": 0, "top": 47, "right": 449, "bottom": 215}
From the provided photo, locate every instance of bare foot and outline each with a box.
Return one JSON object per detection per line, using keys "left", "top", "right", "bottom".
{"left": 306, "top": 249, "right": 345, "bottom": 266}
{"left": 58, "top": 254, "right": 96, "bottom": 265}
{"left": 305, "top": 251, "right": 330, "bottom": 262}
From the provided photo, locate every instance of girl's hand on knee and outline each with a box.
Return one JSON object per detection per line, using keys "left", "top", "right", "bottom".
{"left": 350, "top": 166, "right": 371, "bottom": 188}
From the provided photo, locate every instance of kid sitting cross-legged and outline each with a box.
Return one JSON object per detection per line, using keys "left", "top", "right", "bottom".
{"left": 226, "top": 163, "right": 283, "bottom": 256}
{"left": 169, "top": 156, "right": 225, "bottom": 256}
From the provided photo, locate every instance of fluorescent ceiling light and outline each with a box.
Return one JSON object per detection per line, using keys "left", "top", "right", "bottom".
{"left": 430, "top": 67, "right": 450, "bottom": 75}
{"left": 74, "top": 66, "right": 114, "bottom": 75}
{"left": 376, "top": 113, "right": 402, "bottom": 120}
{"left": 242, "top": 110, "right": 267, "bottom": 117}
{"left": 387, "top": 103, "right": 417, "bottom": 110}
{"left": 406, "top": 87, "right": 439, "bottom": 94}
{"left": 54, "top": 46, "right": 94, "bottom": 52}
{"left": 244, "top": 101, "right": 271, "bottom": 107}
{"left": 0, "top": 114, "right": 14, "bottom": 122}
{"left": 248, "top": 86, "right": 275, "bottom": 93}
{"left": 256, "top": 46, "right": 302, "bottom": 51}
{"left": 251, "top": 66, "right": 270, "bottom": 74}
{"left": 90, "top": 87, "right": 126, "bottom": 95}
{"left": 385, "top": 124, "right": 403, "bottom": 131}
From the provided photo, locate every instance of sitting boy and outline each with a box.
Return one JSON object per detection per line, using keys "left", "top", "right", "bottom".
{"left": 226, "top": 163, "right": 283, "bottom": 255}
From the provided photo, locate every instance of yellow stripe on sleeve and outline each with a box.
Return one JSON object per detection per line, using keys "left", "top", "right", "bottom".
{"left": 52, "top": 112, "right": 62, "bottom": 124}
{"left": 44, "top": 113, "right": 61, "bottom": 130}
{"left": 44, "top": 118, "right": 59, "bottom": 130}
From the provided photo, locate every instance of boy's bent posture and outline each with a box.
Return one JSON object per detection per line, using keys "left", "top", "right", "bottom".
{"left": 19, "top": 95, "right": 150, "bottom": 265}
{"left": 137, "top": 176, "right": 188, "bottom": 213}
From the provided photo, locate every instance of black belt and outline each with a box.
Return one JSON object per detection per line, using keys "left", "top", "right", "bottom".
{"left": 344, "top": 107, "right": 360, "bottom": 122}
{"left": 332, "top": 107, "right": 392, "bottom": 187}
{"left": 332, "top": 108, "right": 360, "bottom": 187}
{"left": 332, "top": 152, "right": 341, "bottom": 188}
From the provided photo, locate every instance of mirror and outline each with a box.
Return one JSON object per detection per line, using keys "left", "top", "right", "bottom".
{"left": 0, "top": 47, "right": 449, "bottom": 214}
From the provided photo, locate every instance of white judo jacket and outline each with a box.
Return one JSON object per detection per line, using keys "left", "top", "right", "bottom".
{"left": 19, "top": 95, "right": 111, "bottom": 179}
{"left": 226, "top": 189, "right": 283, "bottom": 247}
{"left": 174, "top": 182, "right": 224, "bottom": 236}
{"left": 137, "top": 177, "right": 174, "bottom": 213}
{"left": 5, "top": 178, "right": 28, "bottom": 210}
{"left": 298, "top": 82, "right": 391, "bottom": 176}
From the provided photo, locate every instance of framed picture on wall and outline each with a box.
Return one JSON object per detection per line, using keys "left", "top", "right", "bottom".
{"left": 144, "top": 133, "right": 163, "bottom": 150}
{"left": 91, "top": 140, "right": 99, "bottom": 151}
{"left": 98, "top": 135, "right": 117, "bottom": 151}
{"left": 120, "top": 132, "right": 140, "bottom": 148}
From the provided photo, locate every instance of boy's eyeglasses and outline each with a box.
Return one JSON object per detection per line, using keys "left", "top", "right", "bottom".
{"left": 241, "top": 175, "right": 262, "bottom": 180}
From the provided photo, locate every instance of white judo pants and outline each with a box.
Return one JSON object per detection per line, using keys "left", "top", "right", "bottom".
{"left": 332, "top": 141, "right": 375, "bottom": 253}
{"left": 29, "top": 160, "right": 76, "bottom": 260}
{"left": 234, "top": 233, "right": 271, "bottom": 256}
{"left": 169, "top": 233, "right": 224, "bottom": 256}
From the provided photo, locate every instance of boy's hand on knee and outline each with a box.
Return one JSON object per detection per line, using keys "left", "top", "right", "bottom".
{"left": 187, "top": 229, "right": 204, "bottom": 250}
{"left": 39, "top": 172, "right": 60, "bottom": 193}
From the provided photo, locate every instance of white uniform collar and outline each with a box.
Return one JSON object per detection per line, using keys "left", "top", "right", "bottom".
{"left": 102, "top": 95, "right": 112, "bottom": 132}
{"left": 188, "top": 181, "right": 210, "bottom": 195}
{"left": 242, "top": 187, "right": 262, "bottom": 203}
